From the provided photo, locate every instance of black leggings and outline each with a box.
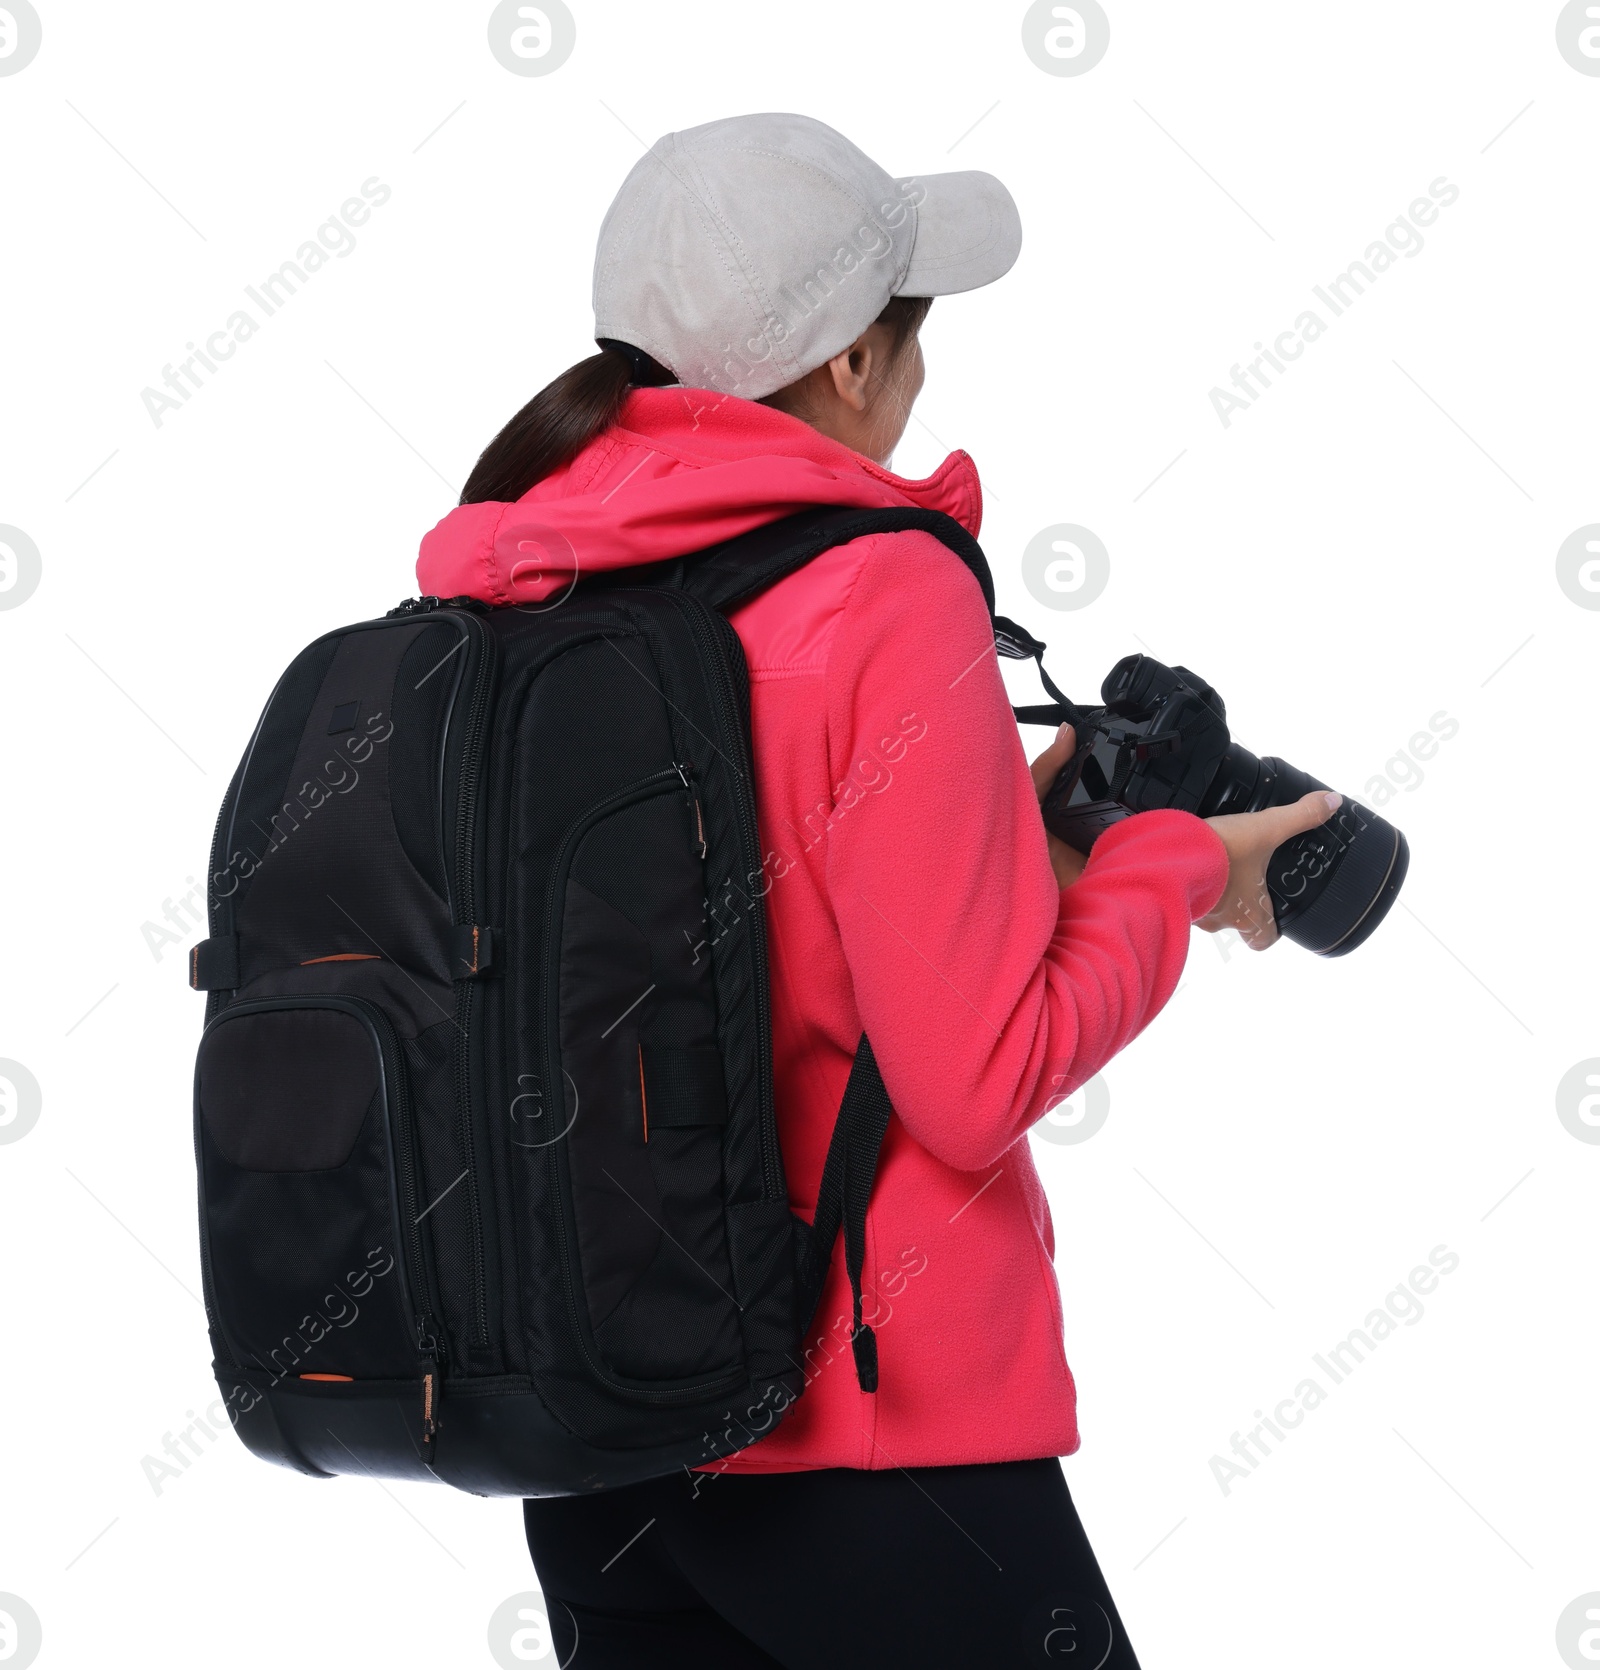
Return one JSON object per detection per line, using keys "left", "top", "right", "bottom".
{"left": 523, "top": 1458, "right": 1142, "bottom": 1668}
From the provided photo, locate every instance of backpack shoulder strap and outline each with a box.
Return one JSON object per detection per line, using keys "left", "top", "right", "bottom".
{"left": 673, "top": 503, "right": 1082, "bottom": 728}
{"left": 676, "top": 503, "right": 996, "bottom": 615}
{"left": 621, "top": 505, "right": 1081, "bottom": 1392}
{"left": 682, "top": 511, "right": 982, "bottom": 1390}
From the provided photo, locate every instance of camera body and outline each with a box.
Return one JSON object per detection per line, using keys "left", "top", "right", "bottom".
{"left": 1040, "top": 656, "right": 1409, "bottom": 956}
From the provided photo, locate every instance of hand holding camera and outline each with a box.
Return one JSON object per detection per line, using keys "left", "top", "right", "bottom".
{"left": 1031, "top": 655, "right": 1409, "bottom": 956}
{"left": 1029, "top": 723, "right": 1090, "bottom": 890}
{"left": 1195, "top": 788, "right": 1345, "bottom": 949}
{"left": 1031, "top": 721, "right": 1345, "bottom": 946}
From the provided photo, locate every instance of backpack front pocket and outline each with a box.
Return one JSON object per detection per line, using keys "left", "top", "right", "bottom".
{"left": 544, "top": 774, "right": 745, "bottom": 1391}
{"left": 195, "top": 996, "right": 441, "bottom": 1396}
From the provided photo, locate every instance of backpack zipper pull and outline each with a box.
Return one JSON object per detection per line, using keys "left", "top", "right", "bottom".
{"left": 421, "top": 1367, "right": 438, "bottom": 1444}
{"left": 675, "top": 762, "right": 707, "bottom": 859}
{"left": 415, "top": 1321, "right": 443, "bottom": 1449}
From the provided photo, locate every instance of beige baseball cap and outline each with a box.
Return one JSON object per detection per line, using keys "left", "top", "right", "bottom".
{"left": 592, "top": 111, "right": 1022, "bottom": 401}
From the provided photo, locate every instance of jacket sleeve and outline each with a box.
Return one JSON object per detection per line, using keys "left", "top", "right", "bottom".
{"left": 821, "top": 531, "right": 1230, "bottom": 1173}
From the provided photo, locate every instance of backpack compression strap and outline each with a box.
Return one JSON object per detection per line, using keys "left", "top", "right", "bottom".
{"left": 661, "top": 505, "right": 1078, "bottom": 1390}
{"left": 794, "top": 1034, "right": 894, "bottom": 1392}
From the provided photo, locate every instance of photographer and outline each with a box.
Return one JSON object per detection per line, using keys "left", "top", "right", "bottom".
{"left": 422, "top": 111, "right": 1340, "bottom": 1670}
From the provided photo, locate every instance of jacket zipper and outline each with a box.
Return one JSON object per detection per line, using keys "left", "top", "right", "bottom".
{"left": 541, "top": 769, "right": 746, "bottom": 1403}
{"left": 661, "top": 593, "right": 784, "bottom": 1202}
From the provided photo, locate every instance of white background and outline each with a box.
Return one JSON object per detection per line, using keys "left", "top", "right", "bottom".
{"left": 1, "top": 3, "right": 1596, "bottom": 1666}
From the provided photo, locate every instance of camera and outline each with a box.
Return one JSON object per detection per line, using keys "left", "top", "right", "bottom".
{"left": 1040, "top": 655, "right": 1409, "bottom": 956}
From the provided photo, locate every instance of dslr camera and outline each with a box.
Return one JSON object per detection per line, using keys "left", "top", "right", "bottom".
{"left": 1040, "top": 655, "right": 1408, "bottom": 956}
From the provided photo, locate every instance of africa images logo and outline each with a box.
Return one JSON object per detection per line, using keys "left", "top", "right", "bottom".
{"left": 487, "top": 0, "right": 577, "bottom": 76}
{"left": 1021, "top": 0, "right": 1111, "bottom": 76}
{"left": 0, "top": 1059, "right": 42, "bottom": 1146}
{"left": 1556, "top": 1, "right": 1600, "bottom": 74}
{"left": 0, "top": 1593, "right": 42, "bottom": 1670}
{"left": 0, "top": 2, "right": 43, "bottom": 75}
{"left": 488, "top": 1591, "right": 576, "bottom": 1667}
{"left": 0, "top": 526, "right": 42, "bottom": 611}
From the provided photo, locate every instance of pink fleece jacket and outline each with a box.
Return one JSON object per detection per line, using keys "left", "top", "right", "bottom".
{"left": 418, "top": 389, "right": 1229, "bottom": 1471}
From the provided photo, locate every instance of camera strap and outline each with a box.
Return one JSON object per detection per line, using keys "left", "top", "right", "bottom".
{"left": 995, "top": 615, "right": 1087, "bottom": 729}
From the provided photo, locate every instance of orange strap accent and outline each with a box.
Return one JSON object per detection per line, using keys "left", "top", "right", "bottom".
{"left": 299, "top": 1373, "right": 354, "bottom": 1382}
{"left": 638, "top": 1045, "right": 649, "bottom": 1143}
{"left": 299, "top": 953, "right": 381, "bottom": 966}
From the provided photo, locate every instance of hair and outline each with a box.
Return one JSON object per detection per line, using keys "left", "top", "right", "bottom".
{"left": 459, "top": 294, "right": 934, "bottom": 506}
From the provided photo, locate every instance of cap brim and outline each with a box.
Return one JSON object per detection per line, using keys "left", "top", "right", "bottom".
{"left": 895, "top": 170, "right": 1022, "bottom": 297}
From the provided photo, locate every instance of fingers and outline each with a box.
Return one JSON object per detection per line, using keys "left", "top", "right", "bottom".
{"left": 1200, "top": 894, "right": 1279, "bottom": 948}
{"left": 1253, "top": 788, "right": 1342, "bottom": 847}
{"left": 1029, "top": 723, "right": 1077, "bottom": 802}
{"left": 1240, "top": 907, "right": 1281, "bottom": 950}
{"left": 1047, "top": 832, "right": 1089, "bottom": 889}
{"left": 1195, "top": 791, "right": 1340, "bottom": 951}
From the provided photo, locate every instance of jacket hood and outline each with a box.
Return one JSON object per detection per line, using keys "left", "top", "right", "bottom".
{"left": 417, "top": 387, "right": 984, "bottom": 605}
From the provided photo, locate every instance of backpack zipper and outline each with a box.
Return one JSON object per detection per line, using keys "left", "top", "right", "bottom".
{"left": 387, "top": 594, "right": 493, "bottom": 617}
{"left": 372, "top": 1000, "right": 447, "bottom": 1368}
{"left": 359, "top": 995, "right": 445, "bottom": 1454}
{"left": 193, "top": 1108, "right": 230, "bottom": 1358}
{"left": 200, "top": 767, "right": 240, "bottom": 1026}
{"left": 660, "top": 593, "right": 784, "bottom": 1203}
{"left": 675, "top": 759, "right": 707, "bottom": 857}
{"left": 447, "top": 610, "right": 498, "bottom": 1351}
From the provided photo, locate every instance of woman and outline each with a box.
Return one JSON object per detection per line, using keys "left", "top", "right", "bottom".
{"left": 419, "top": 112, "right": 1337, "bottom": 1670}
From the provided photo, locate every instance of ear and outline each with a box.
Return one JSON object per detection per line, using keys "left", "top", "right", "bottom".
{"left": 823, "top": 329, "right": 876, "bottom": 413}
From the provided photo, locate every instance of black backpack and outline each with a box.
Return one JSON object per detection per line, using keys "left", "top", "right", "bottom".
{"left": 188, "top": 503, "right": 1064, "bottom": 1496}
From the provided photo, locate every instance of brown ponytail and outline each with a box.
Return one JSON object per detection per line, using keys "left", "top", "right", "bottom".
{"left": 459, "top": 296, "right": 933, "bottom": 506}
{"left": 459, "top": 344, "right": 663, "bottom": 506}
